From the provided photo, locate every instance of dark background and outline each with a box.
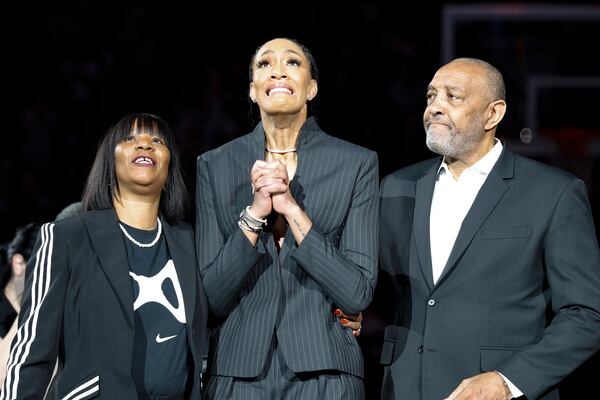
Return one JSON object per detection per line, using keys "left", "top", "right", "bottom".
{"left": 1, "top": 1, "right": 598, "bottom": 398}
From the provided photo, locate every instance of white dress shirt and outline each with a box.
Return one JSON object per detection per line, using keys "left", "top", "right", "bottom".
{"left": 429, "top": 139, "right": 503, "bottom": 284}
{"left": 429, "top": 140, "right": 523, "bottom": 398}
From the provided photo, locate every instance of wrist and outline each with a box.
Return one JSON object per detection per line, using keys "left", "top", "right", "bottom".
{"left": 281, "top": 204, "right": 303, "bottom": 220}
{"left": 494, "top": 371, "right": 514, "bottom": 400}
{"left": 239, "top": 206, "right": 267, "bottom": 233}
{"left": 247, "top": 205, "right": 267, "bottom": 221}
{"left": 248, "top": 204, "right": 269, "bottom": 220}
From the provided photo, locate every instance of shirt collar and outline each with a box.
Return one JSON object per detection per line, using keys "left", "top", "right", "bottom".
{"left": 437, "top": 139, "right": 503, "bottom": 177}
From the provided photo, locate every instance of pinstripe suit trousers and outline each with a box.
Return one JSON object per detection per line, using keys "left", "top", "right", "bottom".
{"left": 205, "top": 336, "right": 364, "bottom": 400}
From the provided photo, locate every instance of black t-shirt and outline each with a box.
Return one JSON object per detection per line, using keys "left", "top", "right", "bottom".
{"left": 0, "top": 291, "right": 17, "bottom": 337}
{"left": 121, "top": 221, "right": 189, "bottom": 399}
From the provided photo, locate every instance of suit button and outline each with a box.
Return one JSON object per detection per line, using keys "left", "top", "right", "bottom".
{"left": 428, "top": 299, "right": 436, "bottom": 306}
{"left": 417, "top": 346, "right": 424, "bottom": 354}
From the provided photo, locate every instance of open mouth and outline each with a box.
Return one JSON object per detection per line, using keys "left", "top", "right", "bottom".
{"left": 267, "top": 86, "right": 294, "bottom": 96}
{"left": 132, "top": 156, "right": 155, "bottom": 166}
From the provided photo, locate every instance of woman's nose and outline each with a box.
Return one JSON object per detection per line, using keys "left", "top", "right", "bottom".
{"left": 271, "top": 63, "right": 287, "bottom": 79}
{"left": 136, "top": 138, "right": 154, "bottom": 151}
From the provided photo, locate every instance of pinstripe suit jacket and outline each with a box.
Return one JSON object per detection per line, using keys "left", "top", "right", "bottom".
{"left": 196, "top": 117, "right": 379, "bottom": 378}
{"left": 1, "top": 209, "right": 208, "bottom": 400}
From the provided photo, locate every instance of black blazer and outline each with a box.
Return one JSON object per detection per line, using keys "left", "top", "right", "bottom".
{"left": 0, "top": 209, "right": 209, "bottom": 400}
{"left": 377, "top": 149, "right": 600, "bottom": 400}
{"left": 196, "top": 117, "right": 379, "bottom": 378}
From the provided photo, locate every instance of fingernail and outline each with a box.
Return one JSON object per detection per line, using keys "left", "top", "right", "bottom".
{"left": 340, "top": 319, "right": 348, "bottom": 324}
{"left": 334, "top": 309, "right": 342, "bottom": 316}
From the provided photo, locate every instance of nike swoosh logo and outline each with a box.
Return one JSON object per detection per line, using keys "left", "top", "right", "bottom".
{"left": 155, "top": 333, "right": 178, "bottom": 343}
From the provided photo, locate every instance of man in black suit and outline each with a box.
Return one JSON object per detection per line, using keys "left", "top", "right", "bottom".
{"left": 378, "top": 58, "right": 600, "bottom": 400}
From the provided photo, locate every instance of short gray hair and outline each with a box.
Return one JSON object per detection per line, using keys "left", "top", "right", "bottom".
{"left": 451, "top": 57, "right": 505, "bottom": 102}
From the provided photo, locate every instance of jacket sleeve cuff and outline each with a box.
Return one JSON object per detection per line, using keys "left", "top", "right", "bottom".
{"left": 497, "top": 371, "right": 524, "bottom": 398}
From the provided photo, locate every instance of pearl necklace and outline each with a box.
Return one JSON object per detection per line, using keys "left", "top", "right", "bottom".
{"left": 265, "top": 146, "right": 297, "bottom": 154}
{"left": 119, "top": 218, "right": 162, "bottom": 248}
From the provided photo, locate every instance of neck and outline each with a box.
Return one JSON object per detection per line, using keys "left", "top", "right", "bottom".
{"left": 6, "top": 276, "right": 24, "bottom": 291}
{"left": 445, "top": 136, "right": 496, "bottom": 180}
{"left": 5, "top": 276, "right": 24, "bottom": 301}
{"left": 260, "top": 110, "right": 307, "bottom": 150}
{"left": 113, "top": 193, "right": 160, "bottom": 229}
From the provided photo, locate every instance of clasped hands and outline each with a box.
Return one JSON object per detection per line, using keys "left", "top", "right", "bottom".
{"left": 250, "top": 159, "right": 298, "bottom": 219}
{"left": 250, "top": 160, "right": 363, "bottom": 336}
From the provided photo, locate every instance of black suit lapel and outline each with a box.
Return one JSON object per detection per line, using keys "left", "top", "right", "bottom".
{"left": 435, "top": 149, "right": 515, "bottom": 286}
{"left": 82, "top": 209, "right": 134, "bottom": 328}
{"left": 249, "top": 120, "right": 267, "bottom": 163}
{"left": 162, "top": 219, "right": 197, "bottom": 326}
{"left": 413, "top": 162, "right": 440, "bottom": 289}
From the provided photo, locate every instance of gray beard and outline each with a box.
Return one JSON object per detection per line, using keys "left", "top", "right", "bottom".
{"left": 425, "top": 122, "right": 484, "bottom": 159}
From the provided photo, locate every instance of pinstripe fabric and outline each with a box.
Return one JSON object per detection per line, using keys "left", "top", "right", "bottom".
{"left": 196, "top": 117, "right": 379, "bottom": 382}
{"left": 205, "top": 338, "right": 364, "bottom": 399}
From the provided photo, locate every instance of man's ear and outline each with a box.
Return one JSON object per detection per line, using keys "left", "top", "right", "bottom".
{"left": 484, "top": 100, "right": 506, "bottom": 131}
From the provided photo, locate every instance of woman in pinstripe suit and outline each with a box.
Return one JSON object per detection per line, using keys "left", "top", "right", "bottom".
{"left": 196, "top": 38, "right": 379, "bottom": 399}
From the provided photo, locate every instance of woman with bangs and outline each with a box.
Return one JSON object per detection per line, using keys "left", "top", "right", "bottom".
{"left": 0, "top": 222, "right": 40, "bottom": 383}
{"left": 196, "top": 38, "right": 378, "bottom": 399}
{"left": 1, "top": 113, "right": 208, "bottom": 400}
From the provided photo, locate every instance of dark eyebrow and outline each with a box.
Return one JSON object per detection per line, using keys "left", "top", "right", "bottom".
{"left": 283, "top": 49, "right": 303, "bottom": 58}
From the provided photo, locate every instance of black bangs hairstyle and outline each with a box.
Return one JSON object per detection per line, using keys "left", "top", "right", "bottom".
{"left": 81, "top": 113, "right": 189, "bottom": 224}
{"left": 248, "top": 37, "right": 319, "bottom": 117}
{"left": 0, "top": 242, "right": 8, "bottom": 286}
{"left": 2, "top": 222, "right": 40, "bottom": 286}
{"left": 7, "top": 222, "right": 40, "bottom": 262}
{"left": 0, "top": 242, "right": 7, "bottom": 270}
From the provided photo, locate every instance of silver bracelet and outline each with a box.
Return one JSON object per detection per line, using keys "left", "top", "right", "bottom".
{"left": 244, "top": 206, "right": 267, "bottom": 224}
{"left": 239, "top": 206, "right": 267, "bottom": 232}
{"left": 240, "top": 212, "right": 263, "bottom": 231}
{"left": 238, "top": 219, "right": 261, "bottom": 233}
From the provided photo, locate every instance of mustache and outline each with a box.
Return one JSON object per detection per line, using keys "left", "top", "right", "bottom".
{"left": 425, "top": 117, "right": 452, "bottom": 128}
